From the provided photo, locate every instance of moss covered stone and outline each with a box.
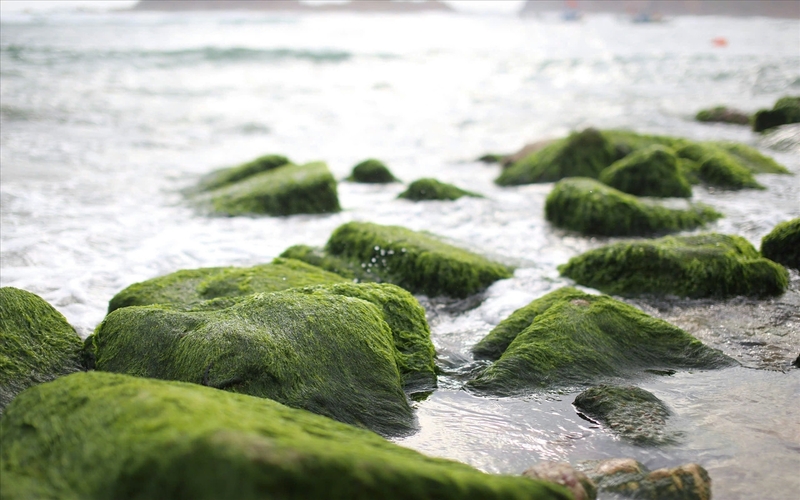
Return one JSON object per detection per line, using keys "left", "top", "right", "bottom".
{"left": 198, "top": 154, "right": 291, "bottom": 192}
{"left": 0, "top": 287, "right": 83, "bottom": 413}
{"left": 695, "top": 106, "right": 750, "bottom": 125}
{"left": 753, "top": 96, "right": 800, "bottom": 132}
{"left": 598, "top": 145, "right": 692, "bottom": 198}
{"left": 0, "top": 372, "right": 573, "bottom": 500}
{"left": 466, "top": 288, "right": 733, "bottom": 394}
{"left": 347, "top": 158, "right": 398, "bottom": 183}
{"left": 559, "top": 233, "right": 789, "bottom": 298}
{"left": 698, "top": 154, "right": 764, "bottom": 190}
{"left": 108, "top": 257, "right": 347, "bottom": 313}
{"left": 544, "top": 178, "right": 721, "bottom": 236}
{"left": 761, "top": 218, "right": 800, "bottom": 270}
{"left": 398, "top": 178, "right": 483, "bottom": 201}
{"left": 576, "top": 459, "right": 711, "bottom": 500}
{"left": 574, "top": 386, "right": 674, "bottom": 446}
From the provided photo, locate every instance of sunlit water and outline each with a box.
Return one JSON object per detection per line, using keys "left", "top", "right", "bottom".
{"left": 1, "top": 10, "right": 799, "bottom": 499}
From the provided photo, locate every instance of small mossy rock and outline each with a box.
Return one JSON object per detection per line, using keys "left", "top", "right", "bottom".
{"left": 544, "top": 178, "right": 721, "bottom": 236}
{"left": 695, "top": 106, "right": 750, "bottom": 125}
{"left": 761, "top": 218, "right": 800, "bottom": 270}
{"left": 522, "top": 462, "right": 597, "bottom": 500}
{"left": 477, "top": 153, "right": 505, "bottom": 164}
{"left": 107, "top": 257, "right": 347, "bottom": 313}
{"left": 599, "top": 145, "right": 692, "bottom": 198}
{"left": 560, "top": 233, "right": 789, "bottom": 298}
{"left": 466, "top": 288, "right": 733, "bottom": 394}
{"left": 0, "top": 287, "right": 83, "bottom": 413}
{"left": 698, "top": 154, "right": 764, "bottom": 190}
{"left": 496, "top": 128, "right": 617, "bottom": 185}
{"left": 713, "top": 142, "right": 789, "bottom": 174}
{"left": 574, "top": 386, "right": 674, "bottom": 446}
{"left": 197, "top": 154, "right": 291, "bottom": 192}
{"left": 348, "top": 158, "right": 398, "bottom": 183}
{"left": 0, "top": 372, "right": 573, "bottom": 500}
{"left": 399, "top": 178, "right": 483, "bottom": 201}
{"left": 206, "top": 161, "right": 341, "bottom": 216}
{"left": 577, "top": 459, "right": 711, "bottom": 500}
{"left": 753, "top": 96, "right": 800, "bottom": 133}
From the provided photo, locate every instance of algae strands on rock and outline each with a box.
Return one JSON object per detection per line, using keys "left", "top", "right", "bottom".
{"left": 467, "top": 288, "right": 733, "bottom": 394}
{"left": 398, "top": 178, "right": 483, "bottom": 201}
{"left": 347, "top": 158, "right": 398, "bottom": 183}
{"left": 598, "top": 145, "right": 692, "bottom": 198}
{"left": 761, "top": 218, "right": 800, "bottom": 270}
{"left": 560, "top": 233, "right": 789, "bottom": 298}
{"left": 544, "top": 178, "right": 720, "bottom": 236}
{"left": 0, "top": 372, "right": 573, "bottom": 500}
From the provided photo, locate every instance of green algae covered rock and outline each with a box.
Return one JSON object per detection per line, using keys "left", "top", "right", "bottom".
{"left": 108, "top": 257, "right": 347, "bottom": 313}
{"left": 348, "top": 158, "right": 398, "bottom": 183}
{"left": 93, "top": 283, "right": 437, "bottom": 435}
{"left": 753, "top": 96, "right": 800, "bottom": 133}
{"left": 576, "top": 459, "right": 711, "bottom": 500}
{"left": 675, "top": 141, "right": 789, "bottom": 176}
{"left": 761, "top": 218, "right": 800, "bottom": 270}
{"left": 0, "top": 372, "right": 573, "bottom": 500}
{"left": 695, "top": 106, "right": 750, "bottom": 125}
{"left": 0, "top": 287, "right": 83, "bottom": 413}
{"left": 398, "top": 178, "right": 483, "bottom": 201}
{"left": 574, "top": 386, "right": 674, "bottom": 446}
{"left": 467, "top": 288, "right": 733, "bottom": 394}
{"left": 560, "top": 233, "right": 789, "bottom": 298}
{"left": 698, "top": 154, "right": 764, "bottom": 190}
{"left": 198, "top": 154, "right": 291, "bottom": 192}
{"left": 598, "top": 145, "right": 692, "bottom": 198}
{"left": 544, "top": 178, "right": 721, "bottom": 236}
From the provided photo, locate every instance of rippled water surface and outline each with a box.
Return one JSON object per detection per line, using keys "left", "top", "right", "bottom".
{"left": 1, "top": 10, "right": 799, "bottom": 499}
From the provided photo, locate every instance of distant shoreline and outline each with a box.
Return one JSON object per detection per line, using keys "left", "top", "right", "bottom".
{"left": 129, "top": 0, "right": 454, "bottom": 14}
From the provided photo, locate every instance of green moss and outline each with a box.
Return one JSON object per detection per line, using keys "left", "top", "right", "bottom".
{"left": 466, "top": 288, "right": 733, "bottom": 394}
{"left": 712, "top": 142, "right": 790, "bottom": 174}
{"left": 399, "top": 178, "right": 483, "bottom": 201}
{"left": 0, "top": 287, "right": 83, "bottom": 413}
{"left": 753, "top": 96, "right": 800, "bottom": 132}
{"left": 761, "top": 218, "right": 800, "bottom": 270}
{"left": 698, "top": 154, "right": 764, "bottom": 190}
{"left": 206, "top": 162, "right": 341, "bottom": 216}
{"left": 598, "top": 145, "right": 692, "bottom": 198}
{"left": 544, "top": 178, "right": 721, "bottom": 236}
{"left": 695, "top": 106, "right": 750, "bottom": 125}
{"left": 197, "top": 154, "right": 291, "bottom": 192}
{"left": 574, "top": 386, "right": 674, "bottom": 446}
{"left": 108, "top": 257, "right": 347, "bottom": 313}
{"left": 0, "top": 372, "right": 573, "bottom": 500}
{"left": 347, "top": 159, "right": 398, "bottom": 183}
{"left": 559, "top": 233, "right": 789, "bottom": 298}
{"left": 678, "top": 158, "right": 702, "bottom": 184}
{"left": 477, "top": 153, "right": 505, "bottom": 164}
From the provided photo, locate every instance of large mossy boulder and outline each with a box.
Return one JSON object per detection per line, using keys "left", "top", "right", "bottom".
{"left": 347, "top": 159, "right": 398, "bottom": 183}
{"left": 697, "top": 154, "right": 763, "bottom": 190}
{"left": 559, "top": 233, "right": 789, "bottom": 298}
{"left": 282, "top": 222, "right": 513, "bottom": 298}
{"left": 107, "top": 257, "right": 347, "bottom": 313}
{"left": 467, "top": 288, "right": 733, "bottom": 395}
{"left": 761, "top": 218, "right": 800, "bottom": 270}
{"left": 398, "top": 178, "right": 483, "bottom": 201}
{"left": 0, "top": 372, "right": 573, "bottom": 500}
{"left": 544, "top": 178, "right": 721, "bottom": 236}
{"left": 576, "top": 459, "right": 711, "bottom": 500}
{"left": 598, "top": 145, "right": 692, "bottom": 198}
{"left": 0, "top": 287, "right": 83, "bottom": 413}
{"left": 92, "top": 283, "right": 436, "bottom": 436}
{"left": 695, "top": 105, "right": 750, "bottom": 125}
{"left": 753, "top": 96, "right": 800, "bottom": 133}
{"left": 197, "top": 154, "right": 291, "bottom": 192}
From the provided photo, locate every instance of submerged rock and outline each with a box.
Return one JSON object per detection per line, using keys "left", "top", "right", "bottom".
{"left": 599, "top": 145, "right": 692, "bottom": 198}
{"left": 197, "top": 154, "right": 291, "bottom": 192}
{"left": 0, "top": 372, "right": 573, "bottom": 500}
{"left": 695, "top": 105, "right": 750, "bottom": 125}
{"left": 398, "top": 178, "right": 483, "bottom": 201}
{"left": 576, "top": 459, "right": 712, "bottom": 500}
{"left": 467, "top": 288, "right": 733, "bottom": 394}
{"left": 559, "top": 233, "right": 789, "bottom": 298}
{"left": 522, "top": 462, "right": 597, "bottom": 500}
{"left": 753, "top": 96, "right": 800, "bottom": 133}
{"left": 281, "top": 221, "right": 513, "bottom": 298}
{"left": 761, "top": 218, "right": 800, "bottom": 270}
{"left": 347, "top": 158, "right": 398, "bottom": 183}
{"left": 0, "top": 287, "right": 83, "bottom": 413}
{"left": 544, "top": 178, "right": 720, "bottom": 236}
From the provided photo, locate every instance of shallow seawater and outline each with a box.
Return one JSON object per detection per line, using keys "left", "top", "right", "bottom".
{"left": 1, "top": 9, "right": 799, "bottom": 500}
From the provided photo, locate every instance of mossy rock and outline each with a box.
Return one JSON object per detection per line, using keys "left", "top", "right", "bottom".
{"left": 674, "top": 141, "right": 788, "bottom": 175}
{"left": 203, "top": 162, "right": 341, "bottom": 216}
{"left": 108, "top": 257, "right": 348, "bottom": 313}
{"left": 559, "top": 233, "right": 789, "bottom": 298}
{"left": 761, "top": 218, "right": 800, "bottom": 270}
{"left": 477, "top": 153, "right": 505, "bottom": 164}
{"left": 0, "top": 372, "right": 573, "bottom": 500}
{"left": 698, "top": 154, "right": 764, "bottom": 190}
{"left": 466, "top": 288, "right": 733, "bottom": 394}
{"left": 598, "top": 145, "right": 692, "bottom": 198}
{"left": 576, "top": 459, "right": 711, "bottom": 500}
{"left": 695, "top": 106, "right": 750, "bottom": 125}
{"left": 753, "top": 96, "right": 800, "bottom": 133}
{"left": 93, "top": 283, "right": 437, "bottom": 435}
{"left": 0, "top": 287, "right": 83, "bottom": 413}
{"left": 197, "top": 154, "right": 291, "bottom": 192}
{"left": 398, "top": 178, "right": 483, "bottom": 201}
{"left": 574, "top": 386, "right": 675, "bottom": 446}
{"left": 544, "top": 178, "right": 721, "bottom": 236}
{"left": 347, "top": 159, "right": 398, "bottom": 183}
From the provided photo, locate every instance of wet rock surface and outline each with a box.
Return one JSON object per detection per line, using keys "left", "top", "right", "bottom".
{"left": 576, "top": 459, "right": 712, "bottom": 500}
{"left": 522, "top": 462, "right": 597, "bottom": 500}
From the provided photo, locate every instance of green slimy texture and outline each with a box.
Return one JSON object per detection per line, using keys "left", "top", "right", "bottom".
{"left": 678, "top": 158, "right": 702, "bottom": 185}
{"left": 698, "top": 154, "right": 764, "bottom": 190}
{"left": 107, "top": 257, "right": 347, "bottom": 313}
{"left": 753, "top": 96, "right": 800, "bottom": 132}
{"left": 207, "top": 162, "right": 341, "bottom": 216}
{"left": 560, "top": 233, "right": 789, "bottom": 298}
{"left": 761, "top": 218, "right": 800, "bottom": 270}
{"left": 577, "top": 460, "right": 711, "bottom": 500}
{"left": 0, "top": 372, "right": 573, "bottom": 500}
{"left": 544, "top": 178, "right": 721, "bottom": 236}
{"left": 598, "top": 145, "right": 692, "bottom": 198}
{"left": 0, "top": 287, "right": 83, "bottom": 413}
{"left": 347, "top": 159, "right": 398, "bottom": 183}
{"left": 398, "top": 178, "right": 483, "bottom": 201}
{"left": 280, "top": 245, "right": 366, "bottom": 281}
{"left": 695, "top": 106, "right": 750, "bottom": 125}
{"left": 574, "top": 386, "right": 674, "bottom": 446}
{"left": 467, "top": 288, "right": 733, "bottom": 394}
{"left": 713, "top": 142, "right": 789, "bottom": 174}
{"left": 198, "top": 154, "right": 291, "bottom": 192}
